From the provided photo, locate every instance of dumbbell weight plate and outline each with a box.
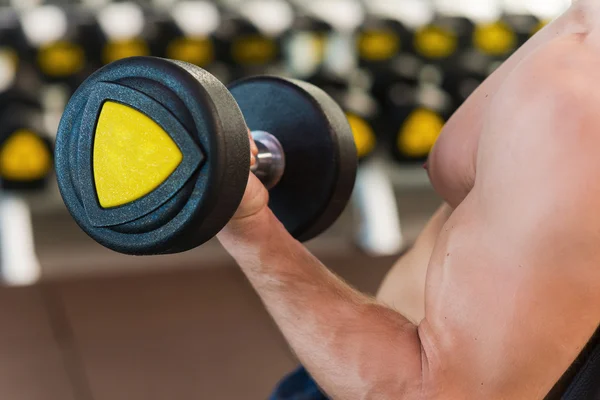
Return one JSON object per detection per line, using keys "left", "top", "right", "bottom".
{"left": 56, "top": 57, "right": 249, "bottom": 255}
{"left": 229, "top": 76, "right": 357, "bottom": 241}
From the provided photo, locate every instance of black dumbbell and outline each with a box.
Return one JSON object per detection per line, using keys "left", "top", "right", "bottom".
{"left": 411, "top": 15, "right": 473, "bottom": 64}
{"left": 83, "top": 2, "right": 152, "bottom": 67}
{"left": 325, "top": 82, "right": 379, "bottom": 161}
{"left": 355, "top": 10, "right": 424, "bottom": 158}
{"left": 441, "top": 47, "right": 494, "bottom": 107}
{"left": 18, "top": 5, "right": 92, "bottom": 89}
{"left": 302, "top": 67, "right": 378, "bottom": 162}
{"left": 356, "top": 14, "right": 407, "bottom": 93}
{"left": 0, "top": 89, "right": 54, "bottom": 191}
{"left": 213, "top": 4, "right": 289, "bottom": 82}
{"left": 0, "top": 44, "right": 20, "bottom": 94}
{"left": 386, "top": 82, "right": 453, "bottom": 164}
{"left": 283, "top": 11, "right": 333, "bottom": 80}
{"left": 0, "top": 9, "right": 23, "bottom": 91}
{"left": 471, "top": 18, "right": 518, "bottom": 60}
{"left": 151, "top": 1, "right": 220, "bottom": 70}
{"left": 441, "top": 14, "right": 519, "bottom": 107}
{"left": 357, "top": 8, "right": 412, "bottom": 67}
{"left": 55, "top": 56, "right": 357, "bottom": 255}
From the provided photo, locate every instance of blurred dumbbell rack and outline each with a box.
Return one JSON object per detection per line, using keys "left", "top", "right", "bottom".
{"left": 0, "top": 0, "right": 569, "bottom": 282}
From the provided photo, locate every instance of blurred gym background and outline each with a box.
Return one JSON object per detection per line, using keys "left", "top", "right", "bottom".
{"left": 0, "top": 0, "right": 570, "bottom": 399}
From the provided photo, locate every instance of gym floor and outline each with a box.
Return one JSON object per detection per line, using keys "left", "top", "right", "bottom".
{"left": 0, "top": 254, "right": 396, "bottom": 400}
{"left": 1, "top": 188, "right": 440, "bottom": 400}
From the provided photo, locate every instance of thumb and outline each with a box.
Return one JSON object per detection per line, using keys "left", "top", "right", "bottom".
{"left": 231, "top": 172, "right": 269, "bottom": 221}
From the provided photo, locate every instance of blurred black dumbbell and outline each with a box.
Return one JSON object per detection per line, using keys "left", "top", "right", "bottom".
{"left": 441, "top": 48, "right": 492, "bottom": 107}
{"left": 214, "top": 0, "right": 293, "bottom": 82}
{"left": 441, "top": 15, "right": 518, "bottom": 107}
{"left": 356, "top": 10, "right": 413, "bottom": 101}
{"left": 283, "top": 9, "right": 333, "bottom": 80}
{"left": 471, "top": 18, "right": 518, "bottom": 61}
{"left": 0, "top": 89, "right": 53, "bottom": 191}
{"left": 386, "top": 82, "right": 453, "bottom": 165}
{"left": 0, "top": 10, "right": 23, "bottom": 94}
{"left": 82, "top": 1, "right": 153, "bottom": 67}
{"left": 18, "top": 4, "right": 93, "bottom": 90}
{"left": 287, "top": 6, "right": 343, "bottom": 94}
{"left": 356, "top": 5, "right": 427, "bottom": 151}
{"left": 151, "top": 1, "right": 221, "bottom": 73}
{"left": 501, "top": 12, "right": 542, "bottom": 47}
{"left": 406, "top": 13, "right": 475, "bottom": 108}
{"left": 334, "top": 86, "right": 379, "bottom": 162}
{"left": 302, "top": 68, "right": 378, "bottom": 162}
{"left": 411, "top": 15, "right": 473, "bottom": 65}
{"left": 356, "top": 15, "right": 409, "bottom": 67}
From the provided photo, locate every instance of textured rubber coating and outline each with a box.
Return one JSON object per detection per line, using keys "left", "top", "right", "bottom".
{"left": 229, "top": 76, "right": 357, "bottom": 241}
{"left": 55, "top": 56, "right": 249, "bottom": 255}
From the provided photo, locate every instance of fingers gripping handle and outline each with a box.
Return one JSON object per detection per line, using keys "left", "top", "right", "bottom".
{"left": 250, "top": 130, "right": 286, "bottom": 190}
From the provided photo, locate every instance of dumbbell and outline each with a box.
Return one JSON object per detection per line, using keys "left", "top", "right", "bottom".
{"left": 301, "top": 68, "right": 378, "bottom": 162}
{"left": 357, "top": 18, "right": 407, "bottom": 67}
{"left": 84, "top": 2, "right": 152, "bottom": 67}
{"left": 387, "top": 83, "right": 453, "bottom": 164}
{"left": 440, "top": 50, "right": 488, "bottom": 107}
{"left": 151, "top": 1, "right": 220, "bottom": 69}
{"left": 471, "top": 18, "right": 517, "bottom": 60}
{"left": 354, "top": 7, "right": 424, "bottom": 159}
{"left": 426, "top": 13, "right": 511, "bottom": 109}
{"left": 0, "top": 90, "right": 54, "bottom": 191}
{"left": 0, "top": 44, "right": 19, "bottom": 94}
{"left": 213, "top": 1, "right": 291, "bottom": 82}
{"left": 0, "top": 9, "right": 22, "bottom": 92}
{"left": 501, "top": 13, "right": 541, "bottom": 48}
{"left": 411, "top": 15, "right": 473, "bottom": 64}
{"left": 283, "top": 11, "right": 333, "bottom": 80}
{"left": 326, "top": 83, "right": 379, "bottom": 162}
{"left": 406, "top": 14, "right": 474, "bottom": 106}
{"left": 55, "top": 56, "right": 357, "bottom": 255}
{"left": 19, "top": 5, "right": 92, "bottom": 88}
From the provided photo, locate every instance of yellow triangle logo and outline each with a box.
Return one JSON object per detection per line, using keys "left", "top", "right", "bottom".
{"left": 93, "top": 101, "right": 183, "bottom": 209}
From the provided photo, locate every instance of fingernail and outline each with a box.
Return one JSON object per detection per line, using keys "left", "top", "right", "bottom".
{"left": 422, "top": 161, "right": 429, "bottom": 170}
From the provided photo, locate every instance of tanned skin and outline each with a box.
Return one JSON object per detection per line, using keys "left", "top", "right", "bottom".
{"left": 217, "top": 2, "right": 600, "bottom": 398}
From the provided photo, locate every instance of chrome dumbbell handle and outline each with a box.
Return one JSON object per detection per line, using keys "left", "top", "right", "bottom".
{"left": 250, "top": 130, "right": 286, "bottom": 190}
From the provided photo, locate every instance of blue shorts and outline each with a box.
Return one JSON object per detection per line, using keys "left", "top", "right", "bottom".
{"left": 269, "top": 366, "right": 328, "bottom": 400}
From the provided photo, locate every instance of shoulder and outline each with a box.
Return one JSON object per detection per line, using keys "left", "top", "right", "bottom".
{"left": 495, "top": 34, "right": 600, "bottom": 122}
{"left": 481, "top": 34, "right": 600, "bottom": 186}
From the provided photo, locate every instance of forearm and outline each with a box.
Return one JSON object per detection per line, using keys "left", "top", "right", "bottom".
{"left": 218, "top": 208, "right": 425, "bottom": 399}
